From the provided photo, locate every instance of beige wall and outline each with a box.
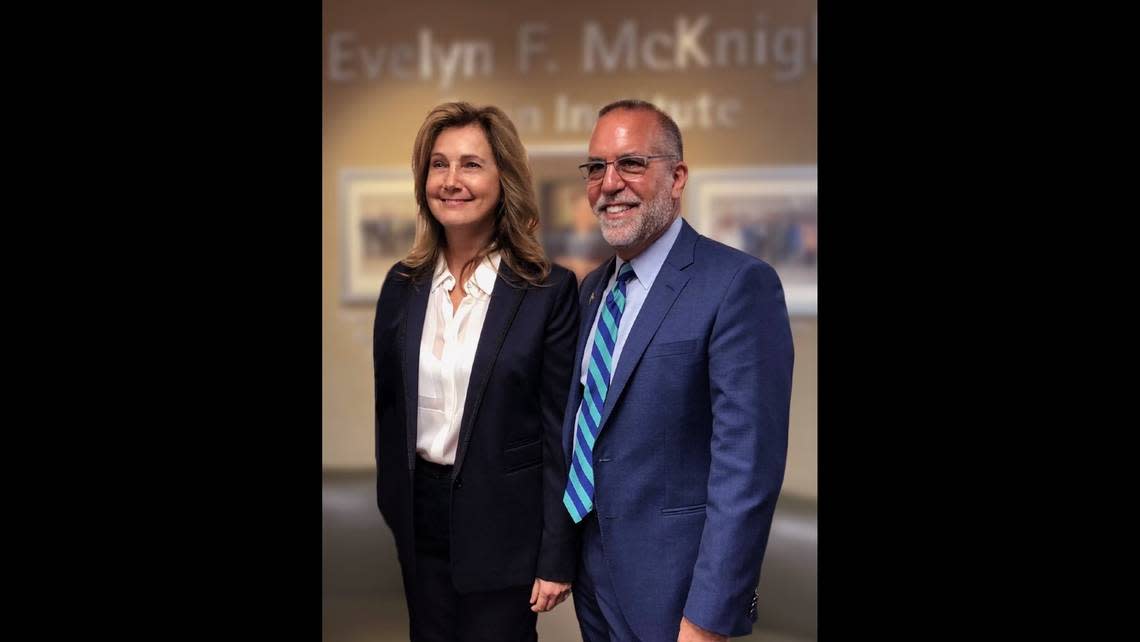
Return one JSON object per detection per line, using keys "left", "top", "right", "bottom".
{"left": 323, "top": 0, "right": 817, "bottom": 499}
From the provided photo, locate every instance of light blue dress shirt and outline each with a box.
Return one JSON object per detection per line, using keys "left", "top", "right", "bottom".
{"left": 579, "top": 215, "right": 685, "bottom": 389}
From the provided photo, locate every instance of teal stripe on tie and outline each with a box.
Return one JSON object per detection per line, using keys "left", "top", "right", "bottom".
{"left": 583, "top": 389, "right": 602, "bottom": 427}
{"left": 593, "top": 331, "right": 613, "bottom": 370}
{"left": 563, "top": 493, "right": 582, "bottom": 523}
{"left": 588, "top": 359, "right": 608, "bottom": 400}
{"left": 613, "top": 286, "right": 626, "bottom": 311}
{"left": 601, "top": 304, "right": 619, "bottom": 341}
{"left": 574, "top": 442, "right": 594, "bottom": 480}
{"left": 568, "top": 466, "right": 591, "bottom": 509}
{"left": 577, "top": 411, "right": 596, "bottom": 449}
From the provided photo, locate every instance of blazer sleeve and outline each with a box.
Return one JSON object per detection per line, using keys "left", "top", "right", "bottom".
{"left": 535, "top": 269, "right": 582, "bottom": 582}
{"left": 372, "top": 262, "right": 406, "bottom": 467}
{"left": 682, "top": 260, "right": 794, "bottom": 636}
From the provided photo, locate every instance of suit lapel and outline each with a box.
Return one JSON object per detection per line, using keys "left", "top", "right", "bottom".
{"left": 563, "top": 258, "right": 616, "bottom": 466}
{"left": 575, "top": 257, "right": 615, "bottom": 368}
{"left": 596, "top": 220, "right": 697, "bottom": 434}
{"left": 401, "top": 270, "right": 432, "bottom": 476}
{"left": 451, "top": 264, "right": 526, "bottom": 478}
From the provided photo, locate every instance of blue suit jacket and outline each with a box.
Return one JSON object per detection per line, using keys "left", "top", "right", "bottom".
{"left": 562, "top": 219, "right": 794, "bottom": 639}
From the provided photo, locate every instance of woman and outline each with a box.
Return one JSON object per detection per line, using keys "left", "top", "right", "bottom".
{"left": 372, "top": 102, "right": 579, "bottom": 641}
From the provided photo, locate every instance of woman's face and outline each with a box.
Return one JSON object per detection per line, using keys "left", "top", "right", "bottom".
{"left": 425, "top": 124, "right": 502, "bottom": 236}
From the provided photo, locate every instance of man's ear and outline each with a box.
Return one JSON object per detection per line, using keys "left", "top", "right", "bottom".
{"left": 671, "top": 161, "right": 689, "bottom": 200}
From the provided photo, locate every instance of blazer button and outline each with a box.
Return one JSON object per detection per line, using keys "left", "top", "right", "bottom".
{"left": 454, "top": 477, "right": 463, "bottom": 489}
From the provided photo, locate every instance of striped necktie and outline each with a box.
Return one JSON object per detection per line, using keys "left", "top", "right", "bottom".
{"left": 563, "top": 262, "right": 637, "bottom": 523}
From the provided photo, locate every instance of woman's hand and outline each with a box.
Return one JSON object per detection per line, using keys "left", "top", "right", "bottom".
{"left": 530, "top": 577, "right": 572, "bottom": 612}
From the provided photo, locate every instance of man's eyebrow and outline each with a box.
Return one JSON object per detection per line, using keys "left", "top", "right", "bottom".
{"left": 585, "top": 151, "right": 645, "bottom": 161}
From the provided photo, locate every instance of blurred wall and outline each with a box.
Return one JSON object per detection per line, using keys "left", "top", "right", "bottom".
{"left": 323, "top": 0, "right": 817, "bottom": 498}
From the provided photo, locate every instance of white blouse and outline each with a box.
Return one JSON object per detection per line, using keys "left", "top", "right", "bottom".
{"left": 416, "top": 252, "right": 501, "bottom": 465}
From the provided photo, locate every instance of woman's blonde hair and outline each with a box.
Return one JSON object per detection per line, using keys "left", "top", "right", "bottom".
{"left": 400, "top": 102, "right": 550, "bottom": 287}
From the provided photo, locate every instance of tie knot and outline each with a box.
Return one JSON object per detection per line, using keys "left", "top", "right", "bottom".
{"left": 616, "top": 262, "right": 636, "bottom": 284}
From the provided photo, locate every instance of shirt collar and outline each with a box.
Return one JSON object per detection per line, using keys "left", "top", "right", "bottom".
{"left": 470, "top": 252, "right": 501, "bottom": 296}
{"left": 431, "top": 252, "right": 501, "bottom": 297}
{"left": 619, "top": 216, "right": 683, "bottom": 292}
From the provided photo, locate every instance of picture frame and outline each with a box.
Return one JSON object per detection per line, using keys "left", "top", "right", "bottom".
{"left": 685, "top": 166, "right": 818, "bottom": 315}
{"left": 339, "top": 168, "right": 418, "bottom": 304}
{"left": 528, "top": 144, "right": 611, "bottom": 284}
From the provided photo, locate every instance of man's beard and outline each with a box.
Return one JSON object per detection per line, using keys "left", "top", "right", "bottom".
{"left": 595, "top": 186, "right": 675, "bottom": 251}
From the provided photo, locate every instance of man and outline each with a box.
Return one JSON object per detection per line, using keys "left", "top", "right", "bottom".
{"left": 560, "top": 100, "right": 794, "bottom": 641}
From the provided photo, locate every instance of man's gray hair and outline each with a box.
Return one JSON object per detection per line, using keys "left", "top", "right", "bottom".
{"left": 598, "top": 99, "right": 684, "bottom": 161}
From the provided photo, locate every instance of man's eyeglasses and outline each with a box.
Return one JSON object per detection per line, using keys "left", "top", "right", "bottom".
{"left": 577, "top": 155, "right": 677, "bottom": 182}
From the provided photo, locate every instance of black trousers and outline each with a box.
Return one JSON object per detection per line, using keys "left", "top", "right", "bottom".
{"left": 410, "top": 456, "right": 537, "bottom": 642}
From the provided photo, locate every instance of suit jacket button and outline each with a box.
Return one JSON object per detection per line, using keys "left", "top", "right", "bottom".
{"left": 454, "top": 477, "right": 463, "bottom": 489}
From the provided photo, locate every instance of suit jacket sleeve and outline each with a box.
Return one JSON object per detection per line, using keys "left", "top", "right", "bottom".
{"left": 682, "top": 260, "right": 794, "bottom": 636}
{"left": 372, "top": 263, "right": 405, "bottom": 467}
{"left": 535, "top": 269, "right": 581, "bottom": 582}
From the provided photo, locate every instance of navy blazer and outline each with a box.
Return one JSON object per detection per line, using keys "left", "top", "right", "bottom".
{"left": 373, "top": 260, "right": 580, "bottom": 594}
{"left": 563, "top": 219, "right": 794, "bottom": 638}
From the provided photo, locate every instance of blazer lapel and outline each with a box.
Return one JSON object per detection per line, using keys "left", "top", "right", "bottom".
{"left": 596, "top": 220, "right": 697, "bottom": 434}
{"left": 401, "top": 270, "right": 432, "bottom": 476}
{"left": 574, "top": 257, "right": 615, "bottom": 368}
{"left": 563, "top": 258, "right": 616, "bottom": 466}
{"left": 451, "top": 264, "right": 526, "bottom": 478}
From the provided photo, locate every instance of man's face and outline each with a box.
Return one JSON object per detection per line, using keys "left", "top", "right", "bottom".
{"left": 586, "top": 109, "right": 688, "bottom": 260}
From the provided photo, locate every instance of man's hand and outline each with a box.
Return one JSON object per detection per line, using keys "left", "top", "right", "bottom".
{"left": 530, "top": 578, "right": 572, "bottom": 613}
{"left": 678, "top": 616, "right": 728, "bottom": 642}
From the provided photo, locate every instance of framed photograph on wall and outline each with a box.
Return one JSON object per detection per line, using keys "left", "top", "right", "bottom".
{"left": 527, "top": 144, "right": 610, "bottom": 284}
{"left": 339, "top": 168, "right": 418, "bottom": 304}
{"left": 536, "top": 176, "right": 611, "bottom": 284}
{"left": 685, "top": 166, "right": 817, "bottom": 315}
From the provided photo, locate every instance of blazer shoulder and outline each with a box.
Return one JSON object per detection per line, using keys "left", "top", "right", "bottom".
{"left": 693, "top": 234, "right": 778, "bottom": 277}
{"left": 525, "top": 263, "right": 578, "bottom": 310}
{"left": 579, "top": 258, "right": 613, "bottom": 291}
{"left": 384, "top": 260, "right": 413, "bottom": 284}
{"left": 376, "top": 261, "right": 416, "bottom": 309}
{"left": 547, "top": 261, "right": 574, "bottom": 281}
{"left": 544, "top": 262, "right": 575, "bottom": 286}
